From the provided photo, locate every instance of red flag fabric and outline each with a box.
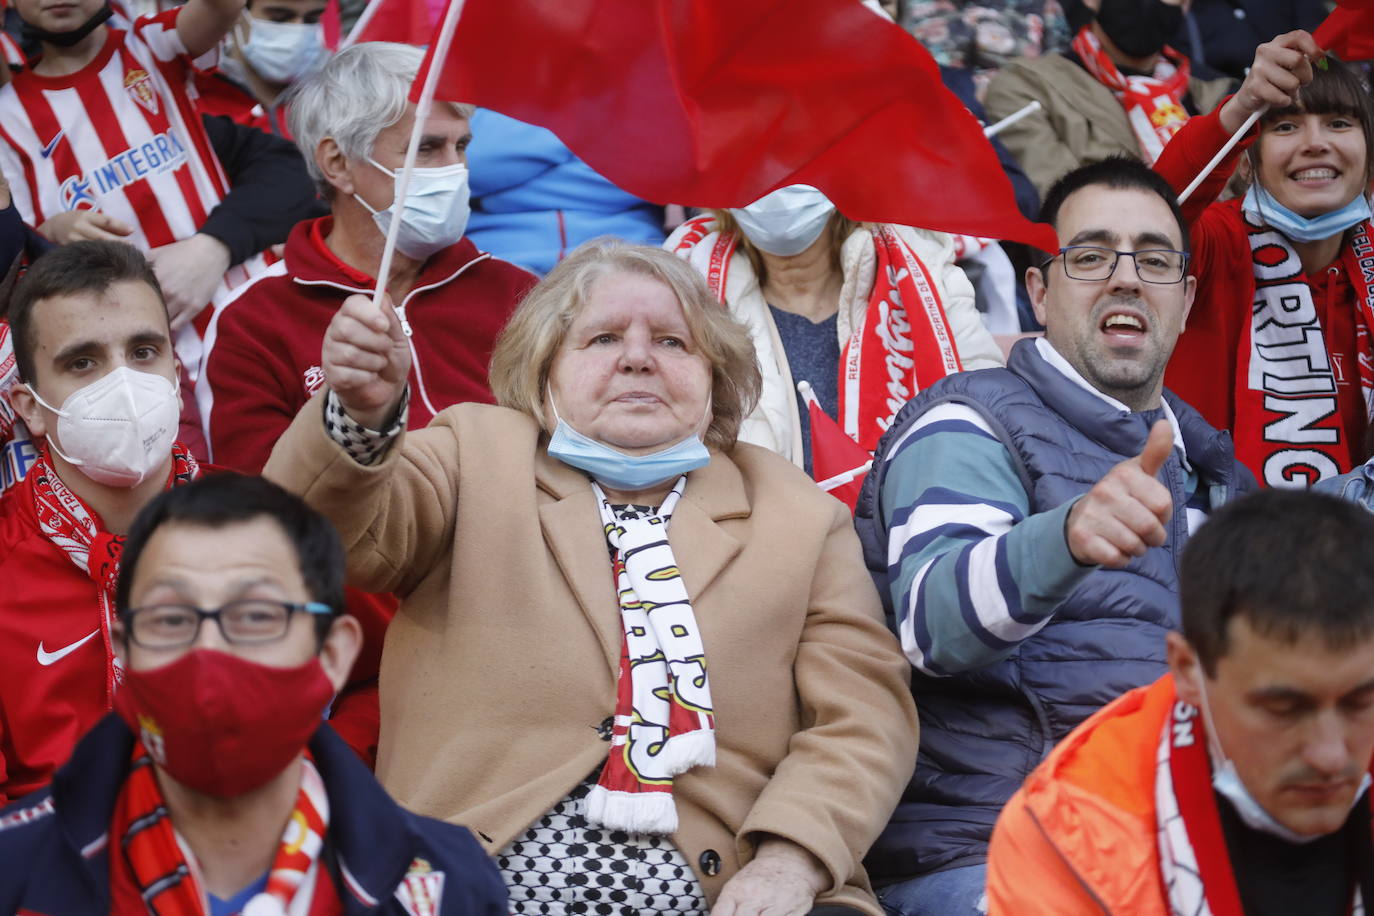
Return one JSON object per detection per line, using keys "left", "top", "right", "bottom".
{"left": 412, "top": 0, "right": 1058, "bottom": 252}
{"left": 320, "top": 0, "right": 341, "bottom": 50}
{"left": 1315, "top": 3, "right": 1374, "bottom": 60}
{"left": 805, "top": 393, "right": 874, "bottom": 513}
{"left": 348, "top": 0, "right": 436, "bottom": 46}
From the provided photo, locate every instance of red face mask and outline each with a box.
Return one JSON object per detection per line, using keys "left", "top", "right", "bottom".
{"left": 114, "top": 649, "right": 335, "bottom": 798}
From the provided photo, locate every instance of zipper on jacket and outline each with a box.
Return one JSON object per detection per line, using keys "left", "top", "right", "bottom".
{"left": 395, "top": 252, "right": 492, "bottom": 419}
{"left": 1026, "top": 806, "right": 1115, "bottom": 914}
{"left": 296, "top": 252, "right": 492, "bottom": 421}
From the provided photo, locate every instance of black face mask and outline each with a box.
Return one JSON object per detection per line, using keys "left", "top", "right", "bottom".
{"left": 1094, "top": 0, "right": 1184, "bottom": 60}
{"left": 22, "top": 2, "right": 113, "bottom": 48}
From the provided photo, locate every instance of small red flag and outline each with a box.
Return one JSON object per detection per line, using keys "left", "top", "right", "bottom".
{"left": 1315, "top": 2, "right": 1374, "bottom": 60}
{"left": 412, "top": 0, "right": 1058, "bottom": 252}
{"left": 802, "top": 383, "right": 874, "bottom": 512}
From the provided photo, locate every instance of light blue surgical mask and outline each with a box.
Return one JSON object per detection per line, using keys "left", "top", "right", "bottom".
{"left": 240, "top": 16, "right": 326, "bottom": 85}
{"left": 544, "top": 390, "right": 711, "bottom": 491}
{"left": 1195, "top": 677, "right": 1371, "bottom": 844}
{"left": 1242, "top": 182, "right": 1371, "bottom": 244}
{"left": 354, "top": 158, "right": 471, "bottom": 261}
{"left": 730, "top": 184, "right": 836, "bottom": 256}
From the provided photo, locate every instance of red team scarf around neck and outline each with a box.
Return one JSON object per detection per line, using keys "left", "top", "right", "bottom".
{"left": 1072, "top": 26, "right": 1192, "bottom": 165}
{"left": 1237, "top": 216, "right": 1374, "bottom": 486}
{"left": 109, "top": 741, "right": 340, "bottom": 916}
{"left": 682, "top": 219, "right": 963, "bottom": 454}
{"left": 28, "top": 442, "right": 200, "bottom": 704}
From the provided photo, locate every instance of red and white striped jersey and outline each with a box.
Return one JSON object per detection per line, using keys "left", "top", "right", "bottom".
{"left": 0, "top": 9, "right": 229, "bottom": 251}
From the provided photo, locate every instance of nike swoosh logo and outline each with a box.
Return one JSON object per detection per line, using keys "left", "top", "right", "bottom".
{"left": 36, "top": 629, "right": 99, "bottom": 666}
{"left": 39, "top": 130, "right": 62, "bottom": 159}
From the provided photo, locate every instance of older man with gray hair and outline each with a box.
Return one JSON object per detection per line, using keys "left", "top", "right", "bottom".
{"left": 198, "top": 41, "right": 536, "bottom": 474}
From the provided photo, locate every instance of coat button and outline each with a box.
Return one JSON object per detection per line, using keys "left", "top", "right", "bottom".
{"left": 596, "top": 716, "right": 615, "bottom": 741}
{"left": 698, "top": 849, "right": 721, "bottom": 876}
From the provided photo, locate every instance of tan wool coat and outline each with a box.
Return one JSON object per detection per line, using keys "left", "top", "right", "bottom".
{"left": 984, "top": 53, "right": 1234, "bottom": 198}
{"left": 265, "top": 396, "right": 919, "bottom": 913}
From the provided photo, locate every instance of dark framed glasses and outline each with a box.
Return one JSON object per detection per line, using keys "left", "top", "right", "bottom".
{"left": 1041, "top": 246, "right": 1190, "bottom": 284}
{"left": 123, "top": 599, "right": 333, "bottom": 649}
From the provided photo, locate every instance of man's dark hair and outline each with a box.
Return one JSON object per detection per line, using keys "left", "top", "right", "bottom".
{"left": 1037, "top": 156, "right": 1191, "bottom": 261}
{"left": 115, "top": 474, "right": 346, "bottom": 641}
{"left": 1180, "top": 489, "right": 1374, "bottom": 676}
{"left": 1253, "top": 54, "right": 1374, "bottom": 183}
{"left": 8, "top": 240, "right": 165, "bottom": 384}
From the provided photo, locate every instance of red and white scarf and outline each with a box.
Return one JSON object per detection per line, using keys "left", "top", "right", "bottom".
{"left": 29, "top": 443, "right": 201, "bottom": 703}
{"left": 1237, "top": 214, "right": 1374, "bottom": 487}
{"left": 110, "top": 741, "right": 338, "bottom": 916}
{"left": 584, "top": 479, "right": 715, "bottom": 835}
{"left": 0, "top": 322, "right": 18, "bottom": 449}
{"left": 672, "top": 218, "right": 963, "bottom": 453}
{"left": 1072, "top": 26, "right": 1192, "bottom": 164}
{"left": 1155, "top": 697, "right": 1374, "bottom": 916}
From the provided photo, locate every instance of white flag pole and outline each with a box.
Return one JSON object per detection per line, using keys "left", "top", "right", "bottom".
{"left": 816, "top": 461, "right": 874, "bottom": 493}
{"left": 1177, "top": 109, "right": 1263, "bottom": 205}
{"left": 983, "top": 100, "right": 1041, "bottom": 138}
{"left": 370, "top": 0, "right": 467, "bottom": 327}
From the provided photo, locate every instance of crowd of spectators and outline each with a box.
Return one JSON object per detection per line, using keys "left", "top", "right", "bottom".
{"left": 0, "top": 0, "right": 1371, "bottom": 912}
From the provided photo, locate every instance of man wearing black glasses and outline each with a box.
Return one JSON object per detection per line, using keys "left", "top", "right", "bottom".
{"left": 0, "top": 473, "right": 508, "bottom": 914}
{"left": 855, "top": 157, "right": 1255, "bottom": 916}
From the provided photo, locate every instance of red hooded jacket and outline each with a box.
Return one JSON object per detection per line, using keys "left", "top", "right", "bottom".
{"left": 199, "top": 216, "right": 536, "bottom": 473}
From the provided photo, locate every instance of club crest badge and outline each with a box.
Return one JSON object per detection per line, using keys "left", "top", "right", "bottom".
{"left": 394, "top": 857, "right": 444, "bottom": 916}
{"left": 137, "top": 713, "right": 167, "bottom": 765}
{"left": 124, "top": 69, "right": 159, "bottom": 116}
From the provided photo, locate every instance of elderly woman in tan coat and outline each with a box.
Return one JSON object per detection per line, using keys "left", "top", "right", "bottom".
{"left": 264, "top": 242, "right": 917, "bottom": 915}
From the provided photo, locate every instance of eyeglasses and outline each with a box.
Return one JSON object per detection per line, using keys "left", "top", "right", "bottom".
{"left": 1042, "top": 246, "right": 1190, "bottom": 284}
{"left": 122, "top": 600, "right": 333, "bottom": 649}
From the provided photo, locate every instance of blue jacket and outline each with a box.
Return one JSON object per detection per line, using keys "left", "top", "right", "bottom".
{"left": 466, "top": 109, "right": 665, "bottom": 276}
{"left": 0, "top": 715, "right": 508, "bottom": 914}
{"left": 854, "top": 339, "right": 1253, "bottom": 881}
{"left": 1315, "top": 460, "right": 1374, "bottom": 510}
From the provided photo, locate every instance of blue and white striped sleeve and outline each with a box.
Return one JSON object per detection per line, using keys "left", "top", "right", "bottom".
{"left": 880, "top": 402, "right": 1093, "bottom": 676}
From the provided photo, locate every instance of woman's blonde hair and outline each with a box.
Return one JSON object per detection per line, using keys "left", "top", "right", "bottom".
{"left": 709, "top": 208, "right": 861, "bottom": 288}
{"left": 489, "top": 240, "right": 762, "bottom": 450}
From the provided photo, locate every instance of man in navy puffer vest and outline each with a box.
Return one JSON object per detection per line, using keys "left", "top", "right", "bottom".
{"left": 854, "top": 157, "right": 1254, "bottom": 916}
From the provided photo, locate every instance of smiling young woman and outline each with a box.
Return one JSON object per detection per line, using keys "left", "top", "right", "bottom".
{"left": 1156, "top": 32, "right": 1374, "bottom": 489}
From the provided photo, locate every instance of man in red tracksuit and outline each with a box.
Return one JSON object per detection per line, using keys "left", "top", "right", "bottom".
{"left": 0, "top": 241, "right": 202, "bottom": 804}
{"left": 0, "top": 240, "right": 386, "bottom": 803}
{"left": 199, "top": 41, "right": 535, "bottom": 473}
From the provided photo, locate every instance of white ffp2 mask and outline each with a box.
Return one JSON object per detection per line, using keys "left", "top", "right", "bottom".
{"left": 29, "top": 366, "right": 180, "bottom": 487}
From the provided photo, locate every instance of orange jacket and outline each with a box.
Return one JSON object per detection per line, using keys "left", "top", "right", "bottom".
{"left": 987, "top": 675, "right": 1178, "bottom": 915}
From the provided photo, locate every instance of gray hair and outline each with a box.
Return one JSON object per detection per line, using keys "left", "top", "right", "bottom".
{"left": 286, "top": 42, "right": 475, "bottom": 196}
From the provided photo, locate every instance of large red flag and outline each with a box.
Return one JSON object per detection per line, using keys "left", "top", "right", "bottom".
{"left": 412, "top": 0, "right": 1058, "bottom": 252}
{"left": 320, "top": 0, "right": 341, "bottom": 49}
{"left": 1315, "top": 0, "right": 1374, "bottom": 60}
{"left": 346, "top": 0, "right": 438, "bottom": 46}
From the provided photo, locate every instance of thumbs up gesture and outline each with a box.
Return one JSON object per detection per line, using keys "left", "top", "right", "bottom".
{"left": 321, "top": 293, "right": 412, "bottom": 431}
{"left": 1065, "top": 420, "right": 1175, "bottom": 568}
